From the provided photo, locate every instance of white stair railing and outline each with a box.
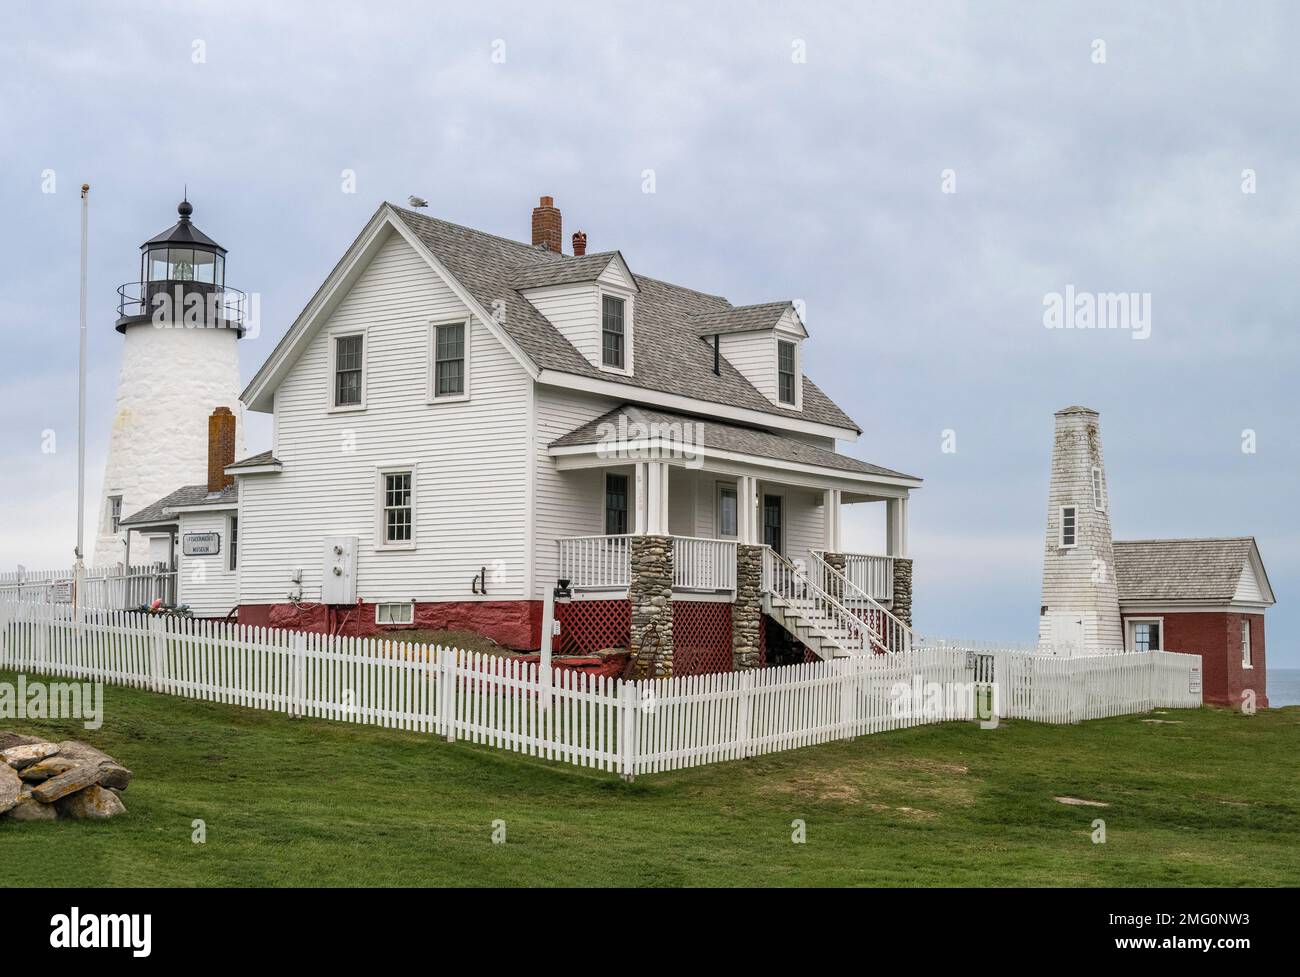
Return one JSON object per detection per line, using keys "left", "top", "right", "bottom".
{"left": 808, "top": 551, "right": 915, "bottom": 654}
{"left": 761, "top": 547, "right": 867, "bottom": 657}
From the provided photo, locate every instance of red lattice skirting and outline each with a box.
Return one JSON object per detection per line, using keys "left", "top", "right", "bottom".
{"left": 555, "top": 599, "right": 630, "bottom": 655}
{"left": 673, "top": 601, "right": 734, "bottom": 676}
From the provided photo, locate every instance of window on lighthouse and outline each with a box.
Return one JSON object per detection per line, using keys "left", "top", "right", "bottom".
{"left": 1058, "top": 505, "right": 1077, "bottom": 548}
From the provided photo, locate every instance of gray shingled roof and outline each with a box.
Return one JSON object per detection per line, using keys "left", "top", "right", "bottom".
{"left": 1112, "top": 537, "right": 1267, "bottom": 603}
{"left": 227, "top": 450, "right": 280, "bottom": 470}
{"left": 388, "top": 206, "right": 860, "bottom": 433}
{"left": 120, "top": 484, "right": 237, "bottom": 527}
{"left": 510, "top": 251, "right": 632, "bottom": 290}
{"left": 550, "top": 405, "right": 919, "bottom": 481}
{"left": 691, "top": 302, "right": 794, "bottom": 337}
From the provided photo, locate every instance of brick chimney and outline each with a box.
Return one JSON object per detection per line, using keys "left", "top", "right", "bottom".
{"left": 207, "top": 406, "right": 236, "bottom": 493}
{"left": 571, "top": 230, "right": 587, "bottom": 257}
{"left": 531, "top": 195, "right": 562, "bottom": 253}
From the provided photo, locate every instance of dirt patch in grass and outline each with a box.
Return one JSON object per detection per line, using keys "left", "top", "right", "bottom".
{"left": 761, "top": 756, "right": 976, "bottom": 811}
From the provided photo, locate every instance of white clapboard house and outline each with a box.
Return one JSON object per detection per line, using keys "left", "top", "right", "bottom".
{"left": 124, "top": 197, "right": 922, "bottom": 673}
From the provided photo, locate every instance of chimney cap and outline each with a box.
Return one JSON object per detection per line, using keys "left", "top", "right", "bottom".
{"left": 539, "top": 195, "right": 554, "bottom": 207}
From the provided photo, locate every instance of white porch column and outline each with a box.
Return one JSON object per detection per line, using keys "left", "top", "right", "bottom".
{"left": 634, "top": 462, "right": 647, "bottom": 534}
{"left": 737, "top": 475, "right": 760, "bottom": 545}
{"left": 886, "top": 497, "right": 909, "bottom": 557}
{"left": 642, "top": 461, "right": 669, "bottom": 535}
{"left": 823, "top": 489, "right": 842, "bottom": 551}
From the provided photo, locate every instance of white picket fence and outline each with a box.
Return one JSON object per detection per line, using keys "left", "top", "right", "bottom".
{"left": 0, "top": 600, "right": 1202, "bottom": 779}
{"left": 0, "top": 565, "right": 176, "bottom": 610}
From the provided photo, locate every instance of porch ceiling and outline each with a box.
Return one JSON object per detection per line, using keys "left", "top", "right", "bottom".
{"left": 549, "top": 404, "right": 922, "bottom": 490}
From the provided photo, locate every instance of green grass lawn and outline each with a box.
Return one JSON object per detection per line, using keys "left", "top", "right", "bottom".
{"left": 3, "top": 668, "right": 1297, "bottom": 887}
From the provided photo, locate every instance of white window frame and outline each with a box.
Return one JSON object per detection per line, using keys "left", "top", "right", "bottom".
{"left": 1241, "top": 619, "right": 1253, "bottom": 668}
{"left": 597, "top": 287, "right": 634, "bottom": 376}
{"left": 328, "top": 328, "right": 368, "bottom": 413}
{"left": 375, "top": 602, "right": 415, "bottom": 626}
{"left": 1058, "top": 505, "right": 1078, "bottom": 548}
{"left": 715, "top": 481, "right": 739, "bottom": 539}
{"left": 428, "top": 318, "right": 470, "bottom": 403}
{"left": 227, "top": 514, "right": 238, "bottom": 572}
{"left": 108, "top": 495, "right": 123, "bottom": 535}
{"left": 1091, "top": 466, "right": 1106, "bottom": 511}
{"left": 374, "top": 464, "right": 417, "bottom": 551}
{"left": 776, "top": 338, "right": 800, "bottom": 407}
{"left": 1126, "top": 616, "right": 1163, "bottom": 653}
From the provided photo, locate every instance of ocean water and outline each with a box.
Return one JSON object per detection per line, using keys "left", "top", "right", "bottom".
{"left": 1269, "top": 668, "right": 1300, "bottom": 707}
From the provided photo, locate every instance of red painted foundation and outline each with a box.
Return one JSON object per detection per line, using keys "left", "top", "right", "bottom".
{"left": 238, "top": 600, "right": 544, "bottom": 651}
{"left": 1123, "top": 611, "right": 1268, "bottom": 709}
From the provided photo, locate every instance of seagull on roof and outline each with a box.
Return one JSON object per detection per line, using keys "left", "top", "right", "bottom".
{"left": 408, "top": 196, "right": 429, "bottom": 208}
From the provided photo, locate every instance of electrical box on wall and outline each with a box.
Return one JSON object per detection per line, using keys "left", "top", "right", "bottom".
{"left": 321, "top": 536, "right": 358, "bottom": 604}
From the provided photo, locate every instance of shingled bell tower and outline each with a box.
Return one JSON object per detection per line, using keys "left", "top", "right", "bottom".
{"left": 1038, "top": 406, "right": 1123, "bottom": 653}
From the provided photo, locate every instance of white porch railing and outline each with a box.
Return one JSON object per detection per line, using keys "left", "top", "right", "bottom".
{"left": 558, "top": 535, "right": 632, "bottom": 590}
{"left": 808, "top": 552, "right": 914, "bottom": 654}
{"left": 841, "top": 553, "right": 894, "bottom": 602}
{"left": 673, "top": 536, "right": 737, "bottom": 592}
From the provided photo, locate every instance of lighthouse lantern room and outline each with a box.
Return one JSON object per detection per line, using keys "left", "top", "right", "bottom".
{"left": 93, "top": 199, "right": 246, "bottom": 569}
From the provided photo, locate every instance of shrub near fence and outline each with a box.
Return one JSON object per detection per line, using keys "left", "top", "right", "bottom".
{"left": 0, "top": 600, "right": 1202, "bottom": 780}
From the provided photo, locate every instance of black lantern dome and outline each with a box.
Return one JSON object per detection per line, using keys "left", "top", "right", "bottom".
{"left": 116, "top": 197, "right": 246, "bottom": 334}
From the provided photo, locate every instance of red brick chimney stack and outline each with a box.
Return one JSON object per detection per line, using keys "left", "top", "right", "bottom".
{"left": 531, "top": 195, "right": 562, "bottom": 253}
{"left": 207, "top": 406, "right": 236, "bottom": 493}
{"left": 571, "top": 231, "right": 587, "bottom": 256}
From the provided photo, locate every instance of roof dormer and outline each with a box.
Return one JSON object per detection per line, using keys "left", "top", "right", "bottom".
{"left": 515, "top": 248, "right": 638, "bottom": 375}
{"left": 694, "top": 301, "right": 807, "bottom": 410}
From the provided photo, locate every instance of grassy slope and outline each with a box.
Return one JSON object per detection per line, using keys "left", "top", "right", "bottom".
{"left": 2, "top": 669, "right": 1297, "bottom": 887}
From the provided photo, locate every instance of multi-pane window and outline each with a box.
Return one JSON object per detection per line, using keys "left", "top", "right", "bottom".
{"left": 605, "top": 473, "right": 628, "bottom": 535}
{"left": 109, "top": 495, "right": 122, "bottom": 534}
{"left": 717, "top": 484, "right": 738, "bottom": 538}
{"left": 1241, "top": 620, "right": 1252, "bottom": 667}
{"left": 228, "top": 516, "right": 238, "bottom": 572}
{"left": 601, "top": 295, "right": 625, "bottom": 369}
{"left": 334, "top": 335, "right": 363, "bottom": 407}
{"left": 1133, "top": 621, "right": 1161, "bottom": 652}
{"left": 777, "top": 340, "right": 797, "bottom": 404}
{"left": 763, "top": 494, "right": 782, "bottom": 554}
{"left": 434, "top": 323, "right": 465, "bottom": 397}
{"left": 1059, "top": 505, "right": 1077, "bottom": 548}
{"left": 382, "top": 471, "right": 413, "bottom": 545}
{"left": 1091, "top": 466, "right": 1106, "bottom": 511}
{"left": 376, "top": 602, "right": 414, "bottom": 626}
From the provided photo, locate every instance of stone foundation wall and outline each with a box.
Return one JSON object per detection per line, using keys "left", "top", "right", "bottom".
{"left": 822, "top": 551, "right": 847, "bottom": 604}
{"left": 892, "top": 557, "right": 913, "bottom": 627}
{"left": 629, "top": 535, "right": 674, "bottom": 675}
{"left": 733, "top": 544, "right": 764, "bottom": 669}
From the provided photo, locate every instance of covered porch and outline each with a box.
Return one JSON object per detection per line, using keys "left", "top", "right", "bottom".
{"left": 547, "top": 406, "right": 921, "bottom": 605}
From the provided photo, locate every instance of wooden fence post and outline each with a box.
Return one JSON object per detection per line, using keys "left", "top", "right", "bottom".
{"left": 619, "top": 681, "right": 638, "bottom": 781}
{"left": 148, "top": 616, "right": 166, "bottom": 693}
{"left": 442, "top": 646, "right": 457, "bottom": 742}
{"left": 737, "top": 669, "right": 754, "bottom": 758}
{"left": 292, "top": 631, "right": 306, "bottom": 718}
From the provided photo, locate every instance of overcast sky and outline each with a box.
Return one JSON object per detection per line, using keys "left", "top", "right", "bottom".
{"left": 2, "top": 1, "right": 1294, "bottom": 663}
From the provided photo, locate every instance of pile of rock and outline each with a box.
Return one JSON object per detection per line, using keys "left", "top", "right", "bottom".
{"left": 0, "top": 731, "right": 131, "bottom": 822}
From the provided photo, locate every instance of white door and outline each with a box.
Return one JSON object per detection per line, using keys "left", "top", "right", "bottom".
{"left": 1050, "top": 613, "right": 1085, "bottom": 654}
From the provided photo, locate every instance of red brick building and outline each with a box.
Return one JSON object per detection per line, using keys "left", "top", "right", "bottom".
{"left": 1113, "top": 537, "right": 1275, "bottom": 709}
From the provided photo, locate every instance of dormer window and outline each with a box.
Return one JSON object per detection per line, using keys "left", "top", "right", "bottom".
{"left": 778, "top": 340, "right": 797, "bottom": 404}
{"left": 602, "top": 295, "right": 625, "bottom": 369}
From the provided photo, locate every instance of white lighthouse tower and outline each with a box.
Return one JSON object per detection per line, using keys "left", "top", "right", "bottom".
{"left": 93, "top": 199, "right": 246, "bottom": 567}
{"left": 1038, "top": 406, "right": 1123, "bottom": 653}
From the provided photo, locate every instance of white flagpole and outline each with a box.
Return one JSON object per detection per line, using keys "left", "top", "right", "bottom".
{"left": 73, "top": 183, "right": 89, "bottom": 611}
